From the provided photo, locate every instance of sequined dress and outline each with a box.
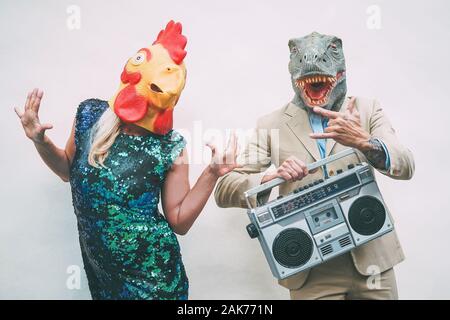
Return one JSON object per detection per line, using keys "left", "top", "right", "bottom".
{"left": 69, "top": 99, "right": 188, "bottom": 300}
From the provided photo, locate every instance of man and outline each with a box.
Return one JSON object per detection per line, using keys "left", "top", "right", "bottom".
{"left": 214, "top": 32, "right": 414, "bottom": 300}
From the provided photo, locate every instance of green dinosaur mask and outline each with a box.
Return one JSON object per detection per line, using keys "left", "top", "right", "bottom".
{"left": 288, "top": 32, "right": 347, "bottom": 111}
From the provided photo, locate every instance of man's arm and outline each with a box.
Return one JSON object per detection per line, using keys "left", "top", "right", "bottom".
{"left": 363, "top": 99, "right": 415, "bottom": 180}
{"left": 310, "top": 97, "right": 414, "bottom": 180}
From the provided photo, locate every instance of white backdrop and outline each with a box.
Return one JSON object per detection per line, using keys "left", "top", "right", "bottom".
{"left": 1, "top": 0, "right": 449, "bottom": 299}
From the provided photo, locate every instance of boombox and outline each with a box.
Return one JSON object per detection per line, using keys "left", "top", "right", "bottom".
{"left": 244, "top": 149, "right": 394, "bottom": 280}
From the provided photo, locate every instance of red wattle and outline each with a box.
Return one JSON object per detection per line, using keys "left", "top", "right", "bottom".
{"left": 153, "top": 108, "right": 173, "bottom": 135}
{"left": 114, "top": 85, "right": 148, "bottom": 123}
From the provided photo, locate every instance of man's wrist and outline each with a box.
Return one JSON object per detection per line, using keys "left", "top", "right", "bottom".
{"left": 359, "top": 137, "right": 389, "bottom": 170}
{"left": 261, "top": 172, "right": 277, "bottom": 184}
{"left": 357, "top": 138, "right": 373, "bottom": 152}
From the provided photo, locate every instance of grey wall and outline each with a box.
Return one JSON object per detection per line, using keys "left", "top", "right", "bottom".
{"left": 0, "top": 0, "right": 449, "bottom": 299}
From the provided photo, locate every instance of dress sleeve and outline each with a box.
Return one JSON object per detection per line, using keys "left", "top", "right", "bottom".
{"left": 163, "top": 130, "right": 187, "bottom": 171}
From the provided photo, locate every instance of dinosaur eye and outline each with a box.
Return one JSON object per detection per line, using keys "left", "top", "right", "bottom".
{"left": 131, "top": 52, "right": 146, "bottom": 65}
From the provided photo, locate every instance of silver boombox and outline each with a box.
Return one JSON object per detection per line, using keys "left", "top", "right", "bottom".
{"left": 244, "top": 149, "right": 394, "bottom": 280}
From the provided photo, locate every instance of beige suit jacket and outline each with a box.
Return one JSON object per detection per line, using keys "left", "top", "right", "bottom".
{"left": 214, "top": 96, "right": 415, "bottom": 290}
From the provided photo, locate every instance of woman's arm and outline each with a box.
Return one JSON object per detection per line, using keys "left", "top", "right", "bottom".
{"left": 161, "top": 133, "right": 241, "bottom": 235}
{"left": 14, "top": 88, "right": 76, "bottom": 182}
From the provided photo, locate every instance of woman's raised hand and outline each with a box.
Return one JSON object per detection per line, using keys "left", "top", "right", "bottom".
{"left": 206, "top": 131, "right": 242, "bottom": 177}
{"left": 14, "top": 88, "right": 53, "bottom": 144}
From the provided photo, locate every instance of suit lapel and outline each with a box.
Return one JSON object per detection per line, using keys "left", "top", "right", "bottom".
{"left": 285, "top": 103, "right": 321, "bottom": 161}
{"left": 325, "top": 96, "right": 351, "bottom": 156}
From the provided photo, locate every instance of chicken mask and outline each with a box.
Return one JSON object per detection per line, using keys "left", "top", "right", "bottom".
{"left": 108, "top": 20, "right": 187, "bottom": 135}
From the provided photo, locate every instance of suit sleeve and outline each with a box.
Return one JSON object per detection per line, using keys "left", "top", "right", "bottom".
{"left": 214, "top": 118, "right": 273, "bottom": 208}
{"left": 366, "top": 100, "right": 415, "bottom": 180}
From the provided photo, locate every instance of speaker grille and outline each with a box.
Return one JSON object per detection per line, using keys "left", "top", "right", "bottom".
{"left": 348, "top": 196, "right": 386, "bottom": 236}
{"left": 339, "top": 236, "right": 352, "bottom": 248}
{"left": 320, "top": 244, "right": 333, "bottom": 256}
{"left": 272, "top": 228, "right": 313, "bottom": 268}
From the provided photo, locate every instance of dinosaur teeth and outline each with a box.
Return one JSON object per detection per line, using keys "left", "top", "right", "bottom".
{"left": 298, "top": 75, "right": 338, "bottom": 85}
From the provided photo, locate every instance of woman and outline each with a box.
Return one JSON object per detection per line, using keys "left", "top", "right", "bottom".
{"left": 14, "top": 21, "right": 239, "bottom": 300}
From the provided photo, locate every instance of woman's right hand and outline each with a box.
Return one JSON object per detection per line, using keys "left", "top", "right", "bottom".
{"left": 14, "top": 88, "right": 53, "bottom": 144}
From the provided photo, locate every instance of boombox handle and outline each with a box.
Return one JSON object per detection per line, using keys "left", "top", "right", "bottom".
{"left": 244, "top": 148, "right": 357, "bottom": 209}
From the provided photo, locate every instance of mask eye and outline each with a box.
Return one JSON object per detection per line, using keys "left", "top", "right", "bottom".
{"left": 131, "top": 52, "right": 146, "bottom": 65}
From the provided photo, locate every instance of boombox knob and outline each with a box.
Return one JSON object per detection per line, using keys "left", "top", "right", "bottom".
{"left": 246, "top": 223, "right": 259, "bottom": 239}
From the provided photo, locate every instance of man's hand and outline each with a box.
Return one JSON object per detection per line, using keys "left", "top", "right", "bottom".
{"left": 310, "top": 97, "right": 388, "bottom": 170}
{"left": 309, "top": 97, "right": 371, "bottom": 151}
{"left": 262, "top": 156, "right": 309, "bottom": 183}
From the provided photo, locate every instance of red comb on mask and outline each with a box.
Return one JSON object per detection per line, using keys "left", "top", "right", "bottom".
{"left": 153, "top": 20, "right": 187, "bottom": 65}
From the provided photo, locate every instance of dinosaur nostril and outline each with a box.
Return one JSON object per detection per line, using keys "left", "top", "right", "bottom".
{"left": 150, "top": 83, "right": 163, "bottom": 93}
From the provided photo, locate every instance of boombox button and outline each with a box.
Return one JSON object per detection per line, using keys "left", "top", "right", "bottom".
{"left": 337, "top": 169, "right": 343, "bottom": 174}
{"left": 348, "top": 164, "right": 355, "bottom": 169}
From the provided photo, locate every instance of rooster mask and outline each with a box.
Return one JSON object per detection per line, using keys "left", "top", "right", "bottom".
{"left": 108, "top": 20, "right": 187, "bottom": 135}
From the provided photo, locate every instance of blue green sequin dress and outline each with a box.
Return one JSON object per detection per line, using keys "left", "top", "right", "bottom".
{"left": 69, "top": 99, "right": 189, "bottom": 300}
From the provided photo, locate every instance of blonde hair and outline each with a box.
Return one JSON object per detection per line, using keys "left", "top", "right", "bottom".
{"left": 88, "top": 108, "right": 121, "bottom": 168}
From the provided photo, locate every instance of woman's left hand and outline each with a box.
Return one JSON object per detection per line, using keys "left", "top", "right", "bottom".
{"left": 206, "top": 131, "right": 242, "bottom": 177}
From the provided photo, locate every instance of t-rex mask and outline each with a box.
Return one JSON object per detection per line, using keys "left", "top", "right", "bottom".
{"left": 109, "top": 20, "right": 187, "bottom": 135}
{"left": 288, "top": 32, "right": 346, "bottom": 111}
